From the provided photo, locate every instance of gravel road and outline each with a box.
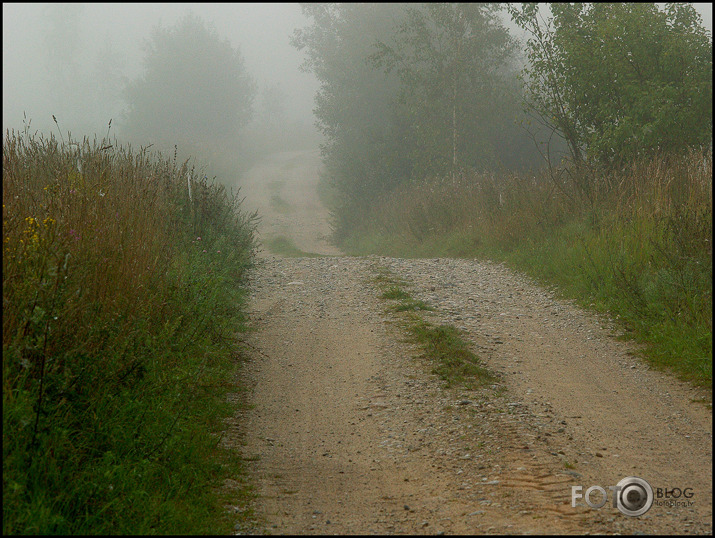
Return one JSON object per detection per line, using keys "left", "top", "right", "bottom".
{"left": 226, "top": 150, "right": 712, "bottom": 535}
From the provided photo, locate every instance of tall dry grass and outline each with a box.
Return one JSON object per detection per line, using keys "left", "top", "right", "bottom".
{"left": 3, "top": 125, "right": 257, "bottom": 533}
{"left": 4, "top": 132, "right": 172, "bottom": 360}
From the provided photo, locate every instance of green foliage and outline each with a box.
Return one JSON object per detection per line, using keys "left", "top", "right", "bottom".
{"left": 3, "top": 127, "right": 258, "bottom": 533}
{"left": 293, "top": 3, "right": 543, "bottom": 243}
{"left": 510, "top": 3, "right": 712, "bottom": 170}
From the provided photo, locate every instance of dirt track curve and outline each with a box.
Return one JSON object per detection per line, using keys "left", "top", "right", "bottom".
{"left": 227, "top": 150, "right": 712, "bottom": 535}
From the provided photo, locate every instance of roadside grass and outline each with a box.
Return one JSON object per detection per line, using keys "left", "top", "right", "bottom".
{"left": 371, "top": 266, "right": 494, "bottom": 389}
{"left": 3, "top": 126, "right": 258, "bottom": 533}
{"left": 392, "top": 297, "right": 434, "bottom": 313}
{"left": 381, "top": 285, "right": 412, "bottom": 300}
{"left": 265, "top": 235, "right": 324, "bottom": 258}
{"left": 380, "top": 285, "right": 433, "bottom": 312}
{"left": 349, "top": 152, "right": 712, "bottom": 391}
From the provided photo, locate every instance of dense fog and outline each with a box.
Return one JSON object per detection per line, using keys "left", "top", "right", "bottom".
{"left": 2, "top": 2, "right": 712, "bottom": 180}
{"left": 3, "top": 3, "right": 325, "bottom": 181}
{"left": 3, "top": 3, "right": 321, "bottom": 130}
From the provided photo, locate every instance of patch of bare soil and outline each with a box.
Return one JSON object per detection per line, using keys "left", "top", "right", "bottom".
{"left": 226, "top": 152, "right": 712, "bottom": 535}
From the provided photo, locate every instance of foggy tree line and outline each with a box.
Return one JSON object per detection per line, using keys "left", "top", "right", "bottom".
{"left": 120, "top": 12, "right": 326, "bottom": 178}
{"left": 292, "top": 3, "right": 712, "bottom": 236}
{"left": 37, "top": 2, "right": 712, "bottom": 208}
{"left": 292, "top": 3, "right": 550, "bottom": 237}
{"left": 39, "top": 8, "right": 296, "bottom": 179}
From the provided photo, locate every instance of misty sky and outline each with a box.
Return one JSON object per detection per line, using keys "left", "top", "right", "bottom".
{"left": 2, "top": 3, "right": 320, "bottom": 138}
{"left": 3, "top": 2, "right": 713, "bottom": 140}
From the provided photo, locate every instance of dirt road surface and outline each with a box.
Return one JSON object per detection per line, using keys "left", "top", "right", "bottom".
{"left": 228, "top": 150, "right": 712, "bottom": 534}
{"left": 237, "top": 149, "right": 340, "bottom": 257}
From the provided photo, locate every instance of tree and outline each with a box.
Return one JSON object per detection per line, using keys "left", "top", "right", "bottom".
{"left": 371, "top": 3, "right": 525, "bottom": 176}
{"left": 510, "top": 3, "right": 712, "bottom": 174}
{"left": 292, "top": 3, "right": 412, "bottom": 237}
{"left": 123, "top": 13, "right": 256, "bottom": 156}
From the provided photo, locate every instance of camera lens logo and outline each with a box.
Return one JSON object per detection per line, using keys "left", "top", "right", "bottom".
{"left": 615, "top": 476, "right": 654, "bottom": 517}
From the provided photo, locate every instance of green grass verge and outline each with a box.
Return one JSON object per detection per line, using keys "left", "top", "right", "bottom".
{"left": 355, "top": 221, "right": 712, "bottom": 390}
{"left": 498, "top": 217, "right": 712, "bottom": 388}
{"left": 342, "top": 154, "right": 712, "bottom": 392}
